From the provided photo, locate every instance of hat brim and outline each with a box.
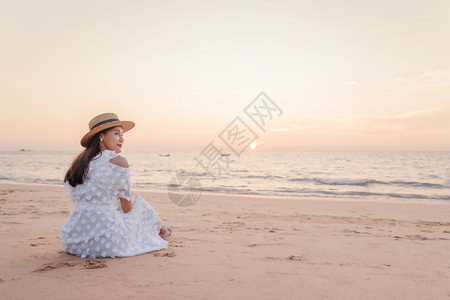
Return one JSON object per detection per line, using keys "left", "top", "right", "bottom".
{"left": 80, "top": 120, "right": 135, "bottom": 147}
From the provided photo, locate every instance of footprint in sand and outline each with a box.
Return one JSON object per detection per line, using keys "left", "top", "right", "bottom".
{"left": 153, "top": 251, "right": 176, "bottom": 257}
{"left": 263, "top": 255, "right": 305, "bottom": 262}
{"left": 30, "top": 237, "right": 50, "bottom": 246}
{"left": 248, "top": 243, "right": 285, "bottom": 247}
{"left": 287, "top": 255, "right": 304, "bottom": 262}
{"left": 33, "top": 262, "right": 75, "bottom": 272}
{"left": 406, "top": 234, "right": 428, "bottom": 240}
{"left": 172, "top": 243, "right": 186, "bottom": 248}
{"left": 83, "top": 259, "right": 108, "bottom": 269}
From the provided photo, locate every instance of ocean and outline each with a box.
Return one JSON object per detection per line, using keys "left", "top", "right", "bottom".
{"left": 1, "top": 151, "right": 449, "bottom": 202}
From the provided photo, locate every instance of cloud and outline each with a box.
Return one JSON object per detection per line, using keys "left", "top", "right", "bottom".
{"left": 292, "top": 124, "right": 317, "bottom": 131}
{"left": 355, "top": 107, "right": 450, "bottom": 135}
{"left": 388, "top": 70, "right": 450, "bottom": 94}
{"left": 269, "top": 128, "right": 288, "bottom": 132}
{"left": 288, "top": 107, "right": 450, "bottom": 137}
{"left": 420, "top": 70, "right": 450, "bottom": 86}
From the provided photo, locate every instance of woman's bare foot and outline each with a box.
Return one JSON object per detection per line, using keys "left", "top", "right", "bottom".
{"left": 159, "top": 226, "right": 172, "bottom": 239}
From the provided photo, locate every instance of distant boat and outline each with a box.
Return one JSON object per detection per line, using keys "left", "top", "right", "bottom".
{"left": 159, "top": 154, "right": 170, "bottom": 157}
{"left": 19, "top": 149, "right": 31, "bottom": 152}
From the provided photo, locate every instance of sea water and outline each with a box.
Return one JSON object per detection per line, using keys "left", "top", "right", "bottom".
{"left": 1, "top": 151, "right": 449, "bottom": 202}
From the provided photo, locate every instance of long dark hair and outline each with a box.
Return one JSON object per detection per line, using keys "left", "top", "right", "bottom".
{"left": 64, "top": 127, "right": 113, "bottom": 187}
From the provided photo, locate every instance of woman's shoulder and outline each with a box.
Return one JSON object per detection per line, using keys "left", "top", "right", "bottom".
{"left": 91, "top": 150, "right": 129, "bottom": 169}
{"left": 109, "top": 155, "right": 129, "bottom": 168}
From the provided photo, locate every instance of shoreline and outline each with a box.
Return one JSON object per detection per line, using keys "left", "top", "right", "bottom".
{"left": 1, "top": 179, "right": 449, "bottom": 205}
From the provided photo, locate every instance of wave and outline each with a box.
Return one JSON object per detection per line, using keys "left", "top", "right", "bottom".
{"left": 159, "top": 184, "right": 450, "bottom": 201}
{"left": 233, "top": 169, "right": 248, "bottom": 173}
{"left": 175, "top": 169, "right": 212, "bottom": 177}
{"left": 314, "top": 178, "right": 385, "bottom": 186}
{"left": 0, "top": 177, "right": 64, "bottom": 185}
{"left": 137, "top": 180, "right": 450, "bottom": 201}
{"left": 389, "top": 180, "right": 447, "bottom": 188}
{"left": 288, "top": 177, "right": 448, "bottom": 189}
{"left": 270, "top": 187, "right": 450, "bottom": 201}
{"left": 2, "top": 177, "right": 449, "bottom": 202}
{"left": 288, "top": 177, "right": 385, "bottom": 186}
{"left": 242, "top": 175, "right": 285, "bottom": 179}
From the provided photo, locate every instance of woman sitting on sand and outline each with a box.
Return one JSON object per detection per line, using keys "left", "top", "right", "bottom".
{"left": 61, "top": 113, "right": 171, "bottom": 258}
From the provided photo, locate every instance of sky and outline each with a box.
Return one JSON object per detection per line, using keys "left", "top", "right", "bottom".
{"left": 1, "top": 0, "right": 449, "bottom": 152}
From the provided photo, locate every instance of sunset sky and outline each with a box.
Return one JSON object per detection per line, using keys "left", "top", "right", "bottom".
{"left": 1, "top": 0, "right": 449, "bottom": 152}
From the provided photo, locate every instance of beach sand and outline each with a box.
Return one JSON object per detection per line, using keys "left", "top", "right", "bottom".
{"left": 0, "top": 182, "right": 449, "bottom": 299}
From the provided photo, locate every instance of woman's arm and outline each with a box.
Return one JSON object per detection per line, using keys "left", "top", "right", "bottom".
{"left": 120, "top": 192, "right": 136, "bottom": 213}
{"left": 109, "top": 155, "right": 135, "bottom": 213}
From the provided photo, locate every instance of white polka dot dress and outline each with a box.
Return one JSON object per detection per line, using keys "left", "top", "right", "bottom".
{"left": 60, "top": 150, "right": 168, "bottom": 258}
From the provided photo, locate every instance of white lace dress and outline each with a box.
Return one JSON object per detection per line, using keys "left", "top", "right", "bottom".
{"left": 60, "top": 150, "right": 168, "bottom": 258}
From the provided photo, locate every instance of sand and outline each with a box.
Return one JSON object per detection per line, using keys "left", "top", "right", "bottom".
{"left": 0, "top": 182, "right": 449, "bottom": 299}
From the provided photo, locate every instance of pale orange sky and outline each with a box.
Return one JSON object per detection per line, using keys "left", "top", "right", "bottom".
{"left": 1, "top": 0, "right": 449, "bottom": 151}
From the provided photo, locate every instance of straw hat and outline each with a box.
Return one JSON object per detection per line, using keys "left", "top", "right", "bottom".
{"left": 80, "top": 113, "right": 135, "bottom": 147}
